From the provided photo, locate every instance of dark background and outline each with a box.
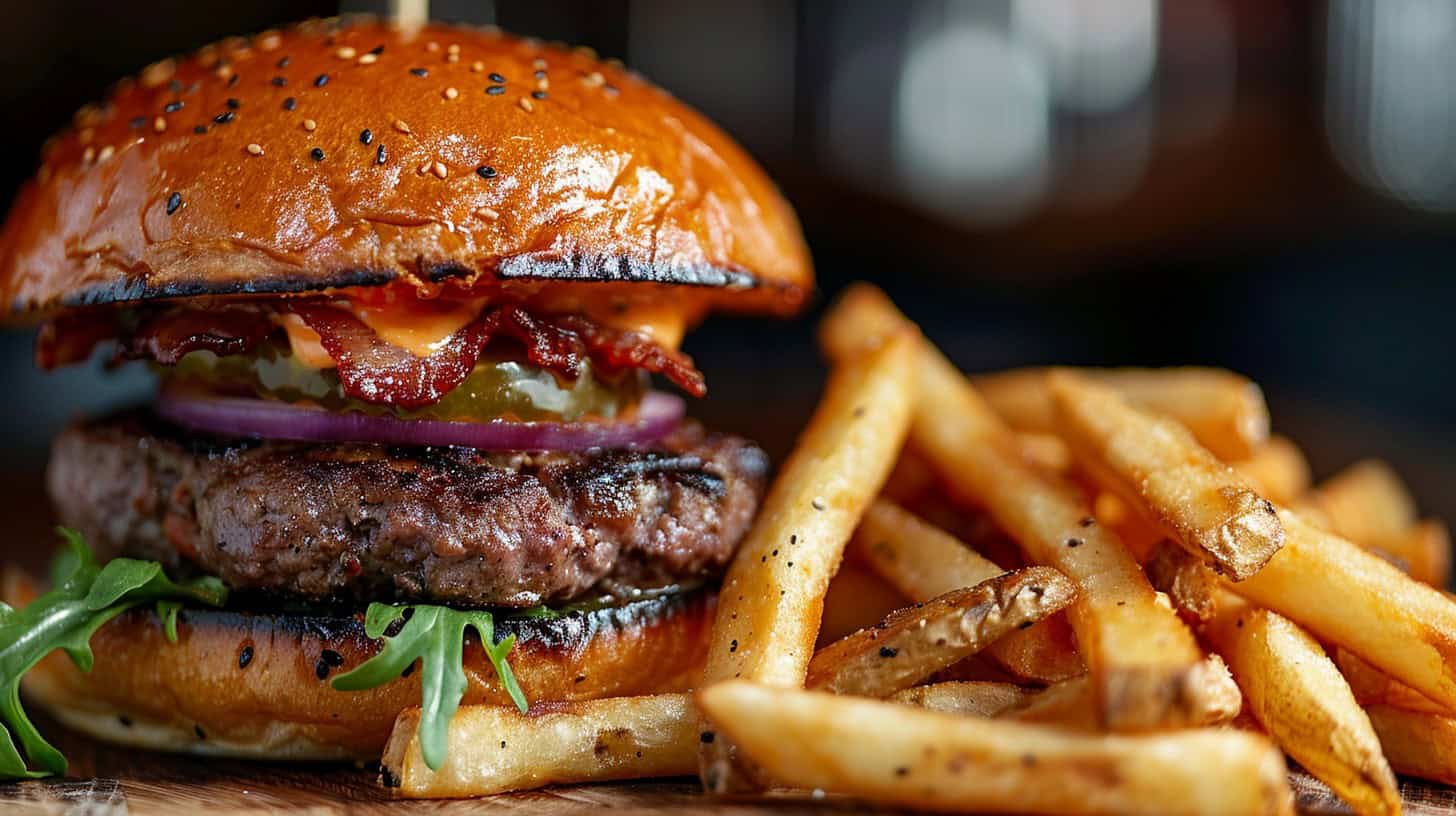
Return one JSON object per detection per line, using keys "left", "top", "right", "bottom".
{"left": 0, "top": 0, "right": 1451, "bottom": 542}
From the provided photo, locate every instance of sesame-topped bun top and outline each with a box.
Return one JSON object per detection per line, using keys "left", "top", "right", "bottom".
{"left": 0, "top": 17, "right": 811, "bottom": 317}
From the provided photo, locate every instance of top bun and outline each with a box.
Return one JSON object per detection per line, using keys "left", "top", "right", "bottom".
{"left": 0, "top": 17, "right": 811, "bottom": 317}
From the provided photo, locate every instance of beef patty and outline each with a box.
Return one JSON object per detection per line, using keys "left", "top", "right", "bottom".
{"left": 48, "top": 411, "right": 769, "bottom": 608}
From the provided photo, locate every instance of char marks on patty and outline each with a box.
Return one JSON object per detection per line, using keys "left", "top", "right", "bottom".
{"left": 47, "top": 412, "right": 768, "bottom": 607}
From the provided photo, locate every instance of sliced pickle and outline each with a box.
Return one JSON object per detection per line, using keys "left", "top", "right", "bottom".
{"left": 164, "top": 344, "right": 643, "bottom": 422}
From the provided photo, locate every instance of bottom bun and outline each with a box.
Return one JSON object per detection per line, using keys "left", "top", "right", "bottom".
{"left": 8, "top": 574, "right": 714, "bottom": 760}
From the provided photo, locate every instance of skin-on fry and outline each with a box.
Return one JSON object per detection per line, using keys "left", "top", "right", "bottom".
{"left": 1229, "top": 506, "right": 1456, "bottom": 711}
{"left": 1047, "top": 369, "right": 1284, "bottom": 581}
{"left": 805, "top": 567, "right": 1076, "bottom": 697}
{"left": 820, "top": 284, "right": 1230, "bottom": 732}
{"left": 381, "top": 695, "right": 696, "bottom": 798}
{"left": 1228, "top": 436, "right": 1311, "bottom": 505}
{"left": 1308, "top": 460, "right": 1417, "bottom": 546}
{"left": 1205, "top": 597, "right": 1399, "bottom": 816}
{"left": 697, "top": 330, "right": 917, "bottom": 792}
{"left": 1365, "top": 705, "right": 1456, "bottom": 786}
{"left": 854, "top": 498, "right": 1084, "bottom": 683}
{"left": 972, "top": 366, "right": 1270, "bottom": 461}
{"left": 1334, "top": 648, "right": 1449, "bottom": 715}
{"left": 1144, "top": 544, "right": 1220, "bottom": 627}
{"left": 1006, "top": 656, "right": 1240, "bottom": 732}
{"left": 889, "top": 681, "right": 1033, "bottom": 717}
{"left": 698, "top": 682, "right": 1294, "bottom": 816}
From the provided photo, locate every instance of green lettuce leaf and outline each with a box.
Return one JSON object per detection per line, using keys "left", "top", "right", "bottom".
{"left": 331, "top": 603, "right": 527, "bottom": 770}
{"left": 0, "top": 529, "right": 228, "bottom": 779}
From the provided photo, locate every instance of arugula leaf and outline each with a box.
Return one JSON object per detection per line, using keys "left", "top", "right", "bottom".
{"left": 331, "top": 603, "right": 527, "bottom": 771}
{"left": 0, "top": 529, "right": 228, "bottom": 780}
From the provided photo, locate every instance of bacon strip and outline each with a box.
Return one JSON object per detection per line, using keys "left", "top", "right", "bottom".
{"left": 121, "top": 308, "right": 276, "bottom": 365}
{"left": 559, "top": 316, "right": 707, "bottom": 398}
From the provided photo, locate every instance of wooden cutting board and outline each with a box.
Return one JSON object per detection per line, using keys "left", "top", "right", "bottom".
{"left": 2, "top": 724, "right": 1454, "bottom": 815}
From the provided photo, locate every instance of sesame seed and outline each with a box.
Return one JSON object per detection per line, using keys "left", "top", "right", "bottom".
{"left": 81, "top": 145, "right": 95, "bottom": 163}
{"left": 336, "top": 46, "right": 357, "bottom": 59}
{"left": 409, "top": 67, "right": 428, "bottom": 77}
{"left": 164, "top": 101, "right": 184, "bottom": 113}
{"left": 360, "top": 129, "right": 372, "bottom": 144}
{"left": 271, "top": 76, "right": 287, "bottom": 87}
{"left": 153, "top": 117, "right": 167, "bottom": 132}
{"left": 314, "top": 73, "right": 329, "bottom": 87}
{"left": 534, "top": 70, "right": 547, "bottom": 80}
{"left": 584, "top": 71, "right": 605, "bottom": 88}
{"left": 97, "top": 145, "right": 114, "bottom": 162}
{"left": 166, "top": 192, "right": 182, "bottom": 214}
{"left": 129, "top": 116, "right": 146, "bottom": 129}
{"left": 475, "top": 165, "right": 496, "bottom": 179}
{"left": 392, "top": 119, "right": 411, "bottom": 134}
{"left": 226, "top": 98, "right": 240, "bottom": 109}
{"left": 532, "top": 58, "right": 547, "bottom": 70}
{"left": 213, "top": 111, "right": 234, "bottom": 125}
{"left": 485, "top": 85, "right": 505, "bottom": 95}
{"left": 431, "top": 161, "right": 447, "bottom": 179}
{"left": 879, "top": 646, "right": 899, "bottom": 658}
{"left": 536, "top": 78, "right": 550, "bottom": 90}
{"left": 417, "top": 159, "right": 432, "bottom": 175}
{"left": 532, "top": 90, "right": 547, "bottom": 100}
{"left": 193, "top": 125, "right": 207, "bottom": 134}
{"left": 475, "top": 206, "right": 500, "bottom": 221}
{"left": 443, "top": 87, "right": 459, "bottom": 100}
{"left": 246, "top": 143, "right": 264, "bottom": 156}
{"left": 370, "top": 45, "right": 385, "bottom": 55}
{"left": 426, "top": 41, "right": 440, "bottom": 53}
{"left": 302, "top": 118, "right": 317, "bottom": 131}
{"left": 315, "top": 659, "right": 330, "bottom": 680}
{"left": 811, "top": 497, "right": 826, "bottom": 510}
{"left": 219, "top": 67, "right": 235, "bottom": 82}
{"left": 276, "top": 56, "right": 291, "bottom": 68}
{"left": 471, "top": 61, "right": 485, "bottom": 72}
{"left": 488, "top": 72, "right": 506, "bottom": 83}
{"left": 310, "top": 147, "right": 325, "bottom": 161}
{"left": 376, "top": 143, "right": 387, "bottom": 164}
{"left": 282, "top": 97, "right": 297, "bottom": 111}
{"left": 446, "top": 43, "right": 461, "bottom": 55}
{"left": 238, "top": 645, "right": 253, "bottom": 668}
{"left": 518, "top": 97, "right": 534, "bottom": 112}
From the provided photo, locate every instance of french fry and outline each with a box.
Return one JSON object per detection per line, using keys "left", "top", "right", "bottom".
{"left": 1334, "top": 648, "right": 1449, "bottom": 715}
{"left": 805, "top": 567, "right": 1076, "bottom": 697}
{"left": 1144, "top": 544, "right": 1220, "bottom": 627}
{"left": 1365, "top": 704, "right": 1456, "bottom": 786}
{"left": 1047, "top": 369, "right": 1284, "bottom": 581}
{"left": 853, "top": 498, "right": 1084, "bottom": 683}
{"left": 1229, "top": 506, "right": 1456, "bottom": 711}
{"left": 381, "top": 695, "right": 696, "bottom": 798}
{"left": 698, "top": 682, "right": 1294, "bottom": 816}
{"left": 1308, "top": 460, "right": 1417, "bottom": 546}
{"left": 817, "top": 558, "right": 910, "bottom": 646}
{"left": 820, "top": 284, "right": 1230, "bottom": 732}
{"left": 973, "top": 366, "right": 1270, "bottom": 461}
{"left": 1018, "top": 432, "right": 1073, "bottom": 473}
{"left": 1228, "top": 436, "right": 1311, "bottom": 505}
{"left": 697, "top": 330, "right": 917, "bottom": 791}
{"left": 1205, "top": 598, "right": 1399, "bottom": 816}
{"left": 889, "top": 681, "right": 1033, "bottom": 717}
{"left": 1369, "top": 519, "right": 1451, "bottom": 588}
{"left": 1006, "top": 655, "right": 1240, "bottom": 732}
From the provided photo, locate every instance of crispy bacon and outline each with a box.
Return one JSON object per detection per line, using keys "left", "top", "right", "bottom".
{"left": 36, "top": 312, "right": 118, "bottom": 369}
{"left": 559, "top": 316, "right": 707, "bottom": 398}
{"left": 121, "top": 308, "right": 276, "bottom": 365}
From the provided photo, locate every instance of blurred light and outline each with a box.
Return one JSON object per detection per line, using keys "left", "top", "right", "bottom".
{"left": 1012, "top": 0, "right": 1158, "bottom": 115}
{"left": 893, "top": 5, "right": 1050, "bottom": 226}
{"left": 1326, "top": 0, "right": 1456, "bottom": 210}
{"left": 1158, "top": 0, "right": 1235, "bottom": 148}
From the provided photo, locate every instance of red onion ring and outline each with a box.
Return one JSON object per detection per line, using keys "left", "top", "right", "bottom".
{"left": 155, "top": 387, "right": 685, "bottom": 451}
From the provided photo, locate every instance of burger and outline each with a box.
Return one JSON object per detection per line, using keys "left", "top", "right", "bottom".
{"left": 0, "top": 17, "right": 809, "bottom": 775}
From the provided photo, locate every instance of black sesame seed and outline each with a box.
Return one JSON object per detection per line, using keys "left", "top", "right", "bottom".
{"left": 315, "top": 658, "right": 331, "bottom": 679}
{"left": 314, "top": 73, "right": 329, "bottom": 87}
{"left": 700, "top": 731, "right": 715, "bottom": 744}
{"left": 475, "top": 165, "right": 496, "bottom": 179}
{"left": 409, "top": 67, "right": 429, "bottom": 77}
{"left": 1018, "top": 620, "right": 1034, "bottom": 629}
{"left": 168, "top": 78, "right": 183, "bottom": 92}
{"left": 485, "top": 85, "right": 505, "bottom": 95}
{"left": 227, "top": 74, "right": 240, "bottom": 88}
{"left": 192, "top": 125, "right": 207, "bottom": 134}
{"left": 532, "top": 90, "right": 547, "bottom": 100}
{"left": 213, "top": 111, "right": 234, "bottom": 125}
{"left": 163, "top": 101, "right": 184, "bottom": 113}
{"left": 310, "top": 147, "right": 325, "bottom": 161}
{"left": 729, "top": 639, "right": 738, "bottom": 653}
{"left": 1065, "top": 538, "right": 1083, "bottom": 548}
{"left": 369, "top": 45, "right": 385, "bottom": 55}
{"left": 225, "top": 98, "right": 240, "bottom": 109}
{"left": 488, "top": 72, "right": 506, "bottom": 83}
{"left": 277, "top": 56, "right": 291, "bottom": 68}
{"left": 879, "top": 646, "right": 899, "bottom": 658}
{"left": 282, "top": 97, "right": 297, "bottom": 111}
{"left": 166, "top": 192, "right": 182, "bottom": 215}
{"left": 894, "top": 767, "right": 909, "bottom": 777}
{"left": 119, "top": 715, "right": 133, "bottom": 727}
{"left": 574, "top": 674, "right": 587, "bottom": 683}
{"left": 129, "top": 116, "right": 146, "bottom": 129}
{"left": 534, "top": 70, "right": 546, "bottom": 79}
{"left": 238, "top": 645, "right": 253, "bottom": 669}
{"left": 1079, "top": 517, "right": 1096, "bottom": 527}
{"left": 271, "top": 76, "right": 288, "bottom": 87}
{"left": 499, "top": 740, "right": 506, "bottom": 749}
{"left": 360, "top": 128, "right": 373, "bottom": 145}
{"left": 321, "top": 649, "right": 344, "bottom": 667}
{"left": 376, "top": 144, "right": 387, "bottom": 164}
{"left": 194, "top": 725, "right": 207, "bottom": 739}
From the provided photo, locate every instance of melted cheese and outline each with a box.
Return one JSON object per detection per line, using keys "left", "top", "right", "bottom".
{"left": 594, "top": 302, "right": 689, "bottom": 350}
{"left": 276, "top": 313, "right": 336, "bottom": 369}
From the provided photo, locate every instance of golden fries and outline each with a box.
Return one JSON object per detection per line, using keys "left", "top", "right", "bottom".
{"left": 1047, "top": 369, "right": 1284, "bottom": 580}
{"left": 1334, "top": 648, "right": 1449, "bottom": 715}
{"left": 1373, "top": 518, "right": 1452, "bottom": 588}
{"left": 1365, "top": 705, "right": 1456, "bottom": 786}
{"left": 1006, "top": 655, "right": 1240, "bottom": 732}
{"left": 1144, "top": 544, "right": 1220, "bottom": 626}
{"left": 381, "top": 695, "right": 696, "bottom": 797}
{"left": 853, "top": 498, "right": 1084, "bottom": 683}
{"left": 821, "top": 284, "right": 1229, "bottom": 732}
{"left": 806, "top": 567, "right": 1076, "bottom": 697}
{"left": 1229, "top": 506, "right": 1456, "bottom": 711}
{"left": 698, "top": 682, "right": 1294, "bottom": 816}
{"left": 973, "top": 366, "right": 1270, "bottom": 461}
{"left": 697, "top": 330, "right": 916, "bottom": 790}
{"left": 1229, "top": 436, "right": 1311, "bottom": 505}
{"left": 1205, "top": 598, "right": 1399, "bottom": 816}
{"left": 1308, "top": 460, "right": 1417, "bottom": 546}
{"left": 889, "top": 681, "right": 1034, "bottom": 717}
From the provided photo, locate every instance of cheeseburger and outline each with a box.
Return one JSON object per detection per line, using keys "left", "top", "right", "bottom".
{"left": 0, "top": 17, "right": 809, "bottom": 773}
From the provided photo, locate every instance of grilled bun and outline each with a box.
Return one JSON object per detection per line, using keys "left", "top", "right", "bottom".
{"left": 0, "top": 17, "right": 810, "bottom": 317}
{"left": 8, "top": 573, "right": 714, "bottom": 759}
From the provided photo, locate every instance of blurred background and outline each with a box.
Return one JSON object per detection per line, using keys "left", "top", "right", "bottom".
{"left": 0, "top": 0, "right": 1450, "bottom": 533}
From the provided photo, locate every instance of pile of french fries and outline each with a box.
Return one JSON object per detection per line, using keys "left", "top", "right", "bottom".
{"left": 381, "top": 284, "right": 1453, "bottom": 816}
